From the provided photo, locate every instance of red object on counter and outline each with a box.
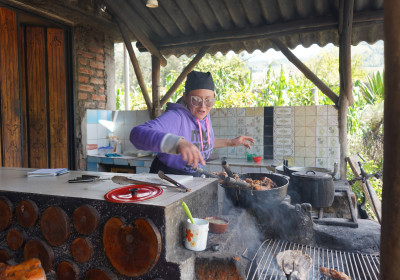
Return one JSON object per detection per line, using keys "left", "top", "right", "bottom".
{"left": 252, "top": 156, "right": 262, "bottom": 163}
{"left": 104, "top": 185, "right": 163, "bottom": 203}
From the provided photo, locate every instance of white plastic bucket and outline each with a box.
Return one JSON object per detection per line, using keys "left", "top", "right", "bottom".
{"left": 183, "top": 218, "right": 209, "bottom": 251}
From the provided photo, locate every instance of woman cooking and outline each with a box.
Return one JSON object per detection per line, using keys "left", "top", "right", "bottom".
{"left": 130, "top": 71, "right": 254, "bottom": 176}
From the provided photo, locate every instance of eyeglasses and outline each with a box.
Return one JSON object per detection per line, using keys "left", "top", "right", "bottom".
{"left": 190, "top": 96, "right": 216, "bottom": 108}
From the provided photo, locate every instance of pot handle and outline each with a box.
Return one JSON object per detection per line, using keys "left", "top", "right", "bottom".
{"left": 306, "top": 170, "right": 316, "bottom": 175}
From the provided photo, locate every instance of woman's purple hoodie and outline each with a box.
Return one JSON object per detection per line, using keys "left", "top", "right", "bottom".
{"left": 130, "top": 102, "right": 214, "bottom": 173}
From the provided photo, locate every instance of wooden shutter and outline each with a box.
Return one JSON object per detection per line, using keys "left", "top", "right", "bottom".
{"left": 26, "top": 26, "right": 48, "bottom": 168}
{"left": 0, "top": 8, "right": 22, "bottom": 167}
{"left": 47, "top": 28, "right": 68, "bottom": 168}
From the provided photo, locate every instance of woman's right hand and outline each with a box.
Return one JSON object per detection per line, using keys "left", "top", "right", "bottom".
{"left": 177, "top": 139, "right": 205, "bottom": 169}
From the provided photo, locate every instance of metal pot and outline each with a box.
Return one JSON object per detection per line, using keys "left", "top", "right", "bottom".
{"left": 275, "top": 160, "right": 338, "bottom": 178}
{"left": 290, "top": 170, "right": 334, "bottom": 208}
{"left": 221, "top": 173, "right": 289, "bottom": 210}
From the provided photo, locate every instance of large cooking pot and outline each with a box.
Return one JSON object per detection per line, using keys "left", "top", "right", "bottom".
{"left": 275, "top": 160, "right": 338, "bottom": 178}
{"left": 221, "top": 173, "right": 289, "bottom": 210}
{"left": 290, "top": 170, "right": 334, "bottom": 208}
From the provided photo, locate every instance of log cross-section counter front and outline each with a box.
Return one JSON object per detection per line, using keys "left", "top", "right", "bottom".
{"left": 0, "top": 167, "right": 218, "bottom": 279}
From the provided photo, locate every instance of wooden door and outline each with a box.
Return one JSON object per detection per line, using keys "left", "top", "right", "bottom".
{"left": 25, "top": 26, "right": 48, "bottom": 168}
{"left": 47, "top": 28, "right": 68, "bottom": 168}
{"left": 0, "top": 6, "right": 69, "bottom": 169}
{"left": 24, "top": 26, "right": 68, "bottom": 168}
{"left": 0, "top": 8, "right": 22, "bottom": 167}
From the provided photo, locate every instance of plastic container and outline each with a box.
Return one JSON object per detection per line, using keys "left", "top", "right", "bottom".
{"left": 183, "top": 218, "right": 209, "bottom": 251}
{"left": 252, "top": 156, "right": 262, "bottom": 163}
{"left": 98, "top": 146, "right": 114, "bottom": 155}
{"left": 246, "top": 153, "right": 256, "bottom": 162}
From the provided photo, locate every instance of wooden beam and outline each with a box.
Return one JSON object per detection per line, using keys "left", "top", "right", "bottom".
{"left": 160, "top": 46, "right": 210, "bottom": 107}
{"left": 115, "top": 17, "right": 152, "bottom": 114}
{"left": 381, "top": 0, "right": 400, "bottom": 278}
{"left": 104, "top": 0, "right": 167, "bottom": 67}
{"left": 271, "top": 38, "right": 339, "bottom": 105}
{"left": 151, "top": 55, "right": 161, "bottom": 119}
{"left": 137, "top": 11, "right": 383, "bottom": 52}
{"left": 338, "top": 0, "right": 354, "bottom": 178}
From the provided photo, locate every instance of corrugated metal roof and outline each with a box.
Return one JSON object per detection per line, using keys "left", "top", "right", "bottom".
{"left": 104, "top": 0, "right": 383, "bottom": 57}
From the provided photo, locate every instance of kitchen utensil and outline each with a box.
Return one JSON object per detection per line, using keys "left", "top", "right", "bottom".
{"left": 104, "top": 185, "right": 163, "bottom": 203}
{"left": 158, "top": 171, "right": 191, "bottom": 192}
{"left": 204, "top": 217, "right": 229, "bottom": 234}
{"left": 112, "top": 175, "right": 190, "bottom": 192}
{"left": 221, "top": 173, "right": 289, "bottom": 209}
{"left": 68, "top": 174, "right": 110, "bottom": 183}
{"left": 221, "top": 160, "right": 235, "bottom": 178}
{"left": 291, "top": 170, "right": 334, "bottom": 208}
{"left": 181, "top": 201, "right": 195, "bottom": 224}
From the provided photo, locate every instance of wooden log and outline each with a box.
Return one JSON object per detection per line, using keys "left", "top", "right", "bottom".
{"left": 84, "top": 268, "right": 116, "bottom": 280}
{"left": 115, "top": 17, "right": 152, "bottom": 113}
{"left": 70, "top": 237, "right": 93, "bottom": 263}
{"left": 73, "top": 204, "right": 99, "bottom": 235}
{"left": 103, "top": 217, "right": 161, "bottom": 277}
{"left": 151, "top": 55, "right": 161, "bottom": 119}
{"left": 381, "top": 1, "right": 400, "bottom": 278}
{"left": 40, "top": 206, "right": 70, "bottom": 246}
{"left": 271, "top": 38, "right": 339, "bottom": 105}
{"left": 56, "top": 261, "right": 79, "bottom": 280}
{"left": 104, "top": 0, "right": 167, "bottom": 66}
{"left": 0, "top": 196, "right": 13, "bottom": 231}
{"left": 160, "top": 46, "right": 210, "bottom": 107}
{"left": 24, "top": 239, "right": 54, "bottom": 273}
{"left": 7, "top": 228, "right": 26, "bottom": 251}
{"left": 0, "top": 248, "right": 12, "bottom": 263}
{"left": 0, "top": 258, "right": 46, "bottom": 280}
{"left": 16, "top": 199, "right": 39, "bottom": 228}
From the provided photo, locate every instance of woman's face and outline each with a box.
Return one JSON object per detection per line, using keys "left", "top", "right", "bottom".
{"left": 184, "top": 89, "right": 215, "bottom": 120}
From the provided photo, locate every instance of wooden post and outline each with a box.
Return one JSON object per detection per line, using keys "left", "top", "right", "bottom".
{"left": 160, "top": 46, "right": 209, "bottom": 107}
{"left": 381, "top": 0, "right": 400, "bottom": 278}
{"left": 338, "top": 0, "right": 354, "bottom": 179}
{"left": 151, "top": 55, "right": 161, "bottom": 119}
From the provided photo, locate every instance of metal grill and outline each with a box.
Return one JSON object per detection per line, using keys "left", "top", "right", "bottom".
{"left": 246, "top": 239, "right": 380, "bottom": 280}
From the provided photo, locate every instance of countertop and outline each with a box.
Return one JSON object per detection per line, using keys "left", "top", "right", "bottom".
{"left": 88, "top": 154, "right": 281, "bottom": 168}
{"left": 0, "top": 167, "right": 217, "bottom": 207}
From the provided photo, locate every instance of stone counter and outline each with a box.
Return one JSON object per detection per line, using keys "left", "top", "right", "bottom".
{"left": 0, "top": 167, "right": 219, "bottom": 279}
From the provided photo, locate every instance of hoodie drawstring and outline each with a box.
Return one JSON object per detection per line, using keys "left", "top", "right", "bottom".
{"left": 196, "top": 119, "right": 204, "bottom": 152}
{"left": 196, "top": 118, "right": 211, "bottom": 152}
{"left": 205, "top": 118, "right": 211, "bottom": 149}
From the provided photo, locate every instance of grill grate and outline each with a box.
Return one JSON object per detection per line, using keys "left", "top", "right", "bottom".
{"left": 246, "top": 239, "right": 380, "bottom": 280}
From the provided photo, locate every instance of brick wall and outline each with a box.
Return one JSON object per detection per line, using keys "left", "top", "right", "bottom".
{"left": 77, "top": 47, "right": 106, "bottom": 109}
{"left": 73, "top": 25, "right": 115, "bottom": 170}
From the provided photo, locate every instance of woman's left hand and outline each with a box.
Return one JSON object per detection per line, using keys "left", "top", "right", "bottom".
{"left": 231, "top": 136, "right": 254, "bottom": 149}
